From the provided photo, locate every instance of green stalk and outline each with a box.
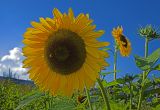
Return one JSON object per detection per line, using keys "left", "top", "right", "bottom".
{"left": 114, "top": 44, "right": 118, "bottom": 80}
{"left": 97, "top": 78, "right": 111, "bottom": 110}
{"left": 137, "top": 38, "right": 149, "bottom": 110}
{"left": 85, "top": 88, "right": 93, "bottom": 110}
{"left": 129, "top": 82, "right": 133, "bottom": 110}
{"left": 144, "top": 38, "right": 149, "bottom": 58}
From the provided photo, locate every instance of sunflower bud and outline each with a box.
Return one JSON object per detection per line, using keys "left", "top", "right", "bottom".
{"left": 138, "top": 25, "right": 160, "bottom": 40}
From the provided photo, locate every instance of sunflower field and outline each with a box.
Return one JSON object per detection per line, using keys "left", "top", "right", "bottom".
{"left": 0, "top": 7, "right": 160, "bottom": 110}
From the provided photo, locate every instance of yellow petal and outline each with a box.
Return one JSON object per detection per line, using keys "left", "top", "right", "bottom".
{"left": 98, "top": 50, "right": 109, "bottom": 58}
{"left": 85, "top": 55, "right": 101, "bottom": 72}
{"left": 53, "top": 8, "right": 63, "bottom": 18}
{"left": 59, "top": 75, "right": 67, "bottom": 92}
{"left": 86, "top": 46, "right": 100, "bottom": 58}
{"left": 23, "top": 57, "right": 45, "bottom": 69}
{"left": 65, "top": 75, "right": 74, "bottom": 96}
{"left": 23, "top": 47, "right": 44, "bottom": 56}
{"left": 51, "top": 73, "right": 61, "bottom": 93}
{"left": 68, "top": 8, "right": 74, "bottom": 19}
{"left": 46, "top": 72, "right": 57, "bottom": 93}
{"left": 83, "top": 63, "right": 97, "bottom": 81}
{"left": 46, "top": 18, "right": 57, "bottom": 30}
{"left": 76, "top": 72, "right": 84, "bottom": 91}
{"left": 86, "top": 41, "right": 109, "bottom": 48}
{"left": 79, "top": 25, "right": 96, "bottom": 35}
{"left": 31, "top": 21, "right": 48, "bottom": 32}
{"left": 35, "top": 64, "right": 49, "bottom": 85}
{"left": 29, "top": 67, "right": 40, "bottom": 80}
{"left": 23, "top": 39, "right": 45, "bottom": 48}
{"left": 39, "top": 17, "right": 52, "bottom": 30}
{"left": 85, "top": 30, "right": 104, "bottom": 38}
{"left": 72, "top": 73, "right": 79, "bottom": 90}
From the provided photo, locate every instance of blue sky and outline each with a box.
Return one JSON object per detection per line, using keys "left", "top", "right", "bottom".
{"left": 0, "top": 0, "right": 160, "bottom": 80}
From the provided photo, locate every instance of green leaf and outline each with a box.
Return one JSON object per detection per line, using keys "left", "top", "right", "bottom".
{"left": 101, "top": 80, "right": 118, "bottom": 87}
{"left": 110, "top": 101, "right": 129, "bottom": 110}
{"left": 116, "top": 78, "right": 126, "bottom": 84}
{"left": 101, "top": 80, "right": 108, "bottom": 87}
{"left": 15, "top": 91, "right": 44, "bottom": 110}
{"left": 134, "top": 55, "right": 150, "bottom": 70}
{"left": 134, "top": 48, "right": 160, "bottom": 70}
{"left": 100, "top": 70, "right": 120, "bottom": 76}
{"left": 144, "top": 88, "right": 160, "bottom": 97}
{"left": 154, "top": 78, "right": 160, "bottom": 83}
{"left": 153, "top": 64, "right": 160, "bottom": 71}
{"left": 122, "top": 86, "right": 130, "bottom": 94}
{"left": 143, "top": 81, "right": 153, "bottom": 90}
{"left": 147, "top": 48, "right": 160, "bottom": 63}
{"left": 102, "top": 78, "right": 125, "bottom": 87}
{"left": 152, "top": 103, "right": 160, "bottom": 108}
{"left": 49, "top": 97, "right": 76, "bottom": 110}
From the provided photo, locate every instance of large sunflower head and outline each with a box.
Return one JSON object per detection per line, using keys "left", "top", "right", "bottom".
{"left": 112, "top": 26, "right": 131, "bottom": 56}
{"left": 23, "top": 8, "right": 109, "bottom": 96}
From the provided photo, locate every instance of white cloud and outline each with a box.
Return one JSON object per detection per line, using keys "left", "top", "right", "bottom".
{"left": 1, "top": 47, "right": 22, "bottom": 62}
{"left": 0, "top": 64, "right": 7, "bottom": 72}
{"left": 0, "top": 47, "right": 29, "bottom": 80}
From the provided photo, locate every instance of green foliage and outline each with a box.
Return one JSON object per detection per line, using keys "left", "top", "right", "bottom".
{"left": 0, "top": 74, "right": 160, "bottom": 110}
{"left": 0, "top": 80, "right": 20, "bottom": 110}
{"left": 1, "top": 24, "right": 160, "bottom": 110}
{"left": 100, "top": 70, "right": 121, "bottom": 76}
{"left": 0, "top": 80, "right": 32, "bottom": 110}
{"left": 49, "top": 96, "right": 76, "bottom": 110}
{"left": 134, "top": 48, "right": 160, "bottom": 71}
{"left": 15, "top": 90, "right": 44, "bottom": 110}
{"left": 101, "top": 78, "right": 125, "bottom": 87}
{"left": 110, "top": 101, "right": 129, "bottom": 110}
{"left": 153, "top": 64, "right": 160, "bottom": 71}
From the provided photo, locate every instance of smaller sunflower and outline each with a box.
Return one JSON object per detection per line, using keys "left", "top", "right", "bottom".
{"left": 112, "top": 26, "right": 131, "bottom": 56}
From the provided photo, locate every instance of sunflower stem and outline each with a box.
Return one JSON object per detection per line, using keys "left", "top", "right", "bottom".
{"left": 97, "top": 78, "right": 111, "bottom": 110}
{"left": 85, "top": 88, "right": 93, "bottom": 110}
{"left": 129, "top": 82, "right": 133, "bottom": 110}
{"left": 144, "top": 38, "right": 149, "bottom": 58}
{"left": 137, "top": 38, "right": 149, "bottom": 110}
{"left": 114, "top": 44, "right": 118, "bottom": 80}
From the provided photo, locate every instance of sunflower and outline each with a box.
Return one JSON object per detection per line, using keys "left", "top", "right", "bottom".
{"left": 112, "top": 26, "right": 131, "bottom": 56}
{"left": 23, "top": 8, "right": 109, "bottom": 96}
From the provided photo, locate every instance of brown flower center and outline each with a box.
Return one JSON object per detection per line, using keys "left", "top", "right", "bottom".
{"left": 120, "top": 35, "right": 128, "bottom": 47}
{"left": 45, "top": 29, "right": 86, "bottom": 75}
